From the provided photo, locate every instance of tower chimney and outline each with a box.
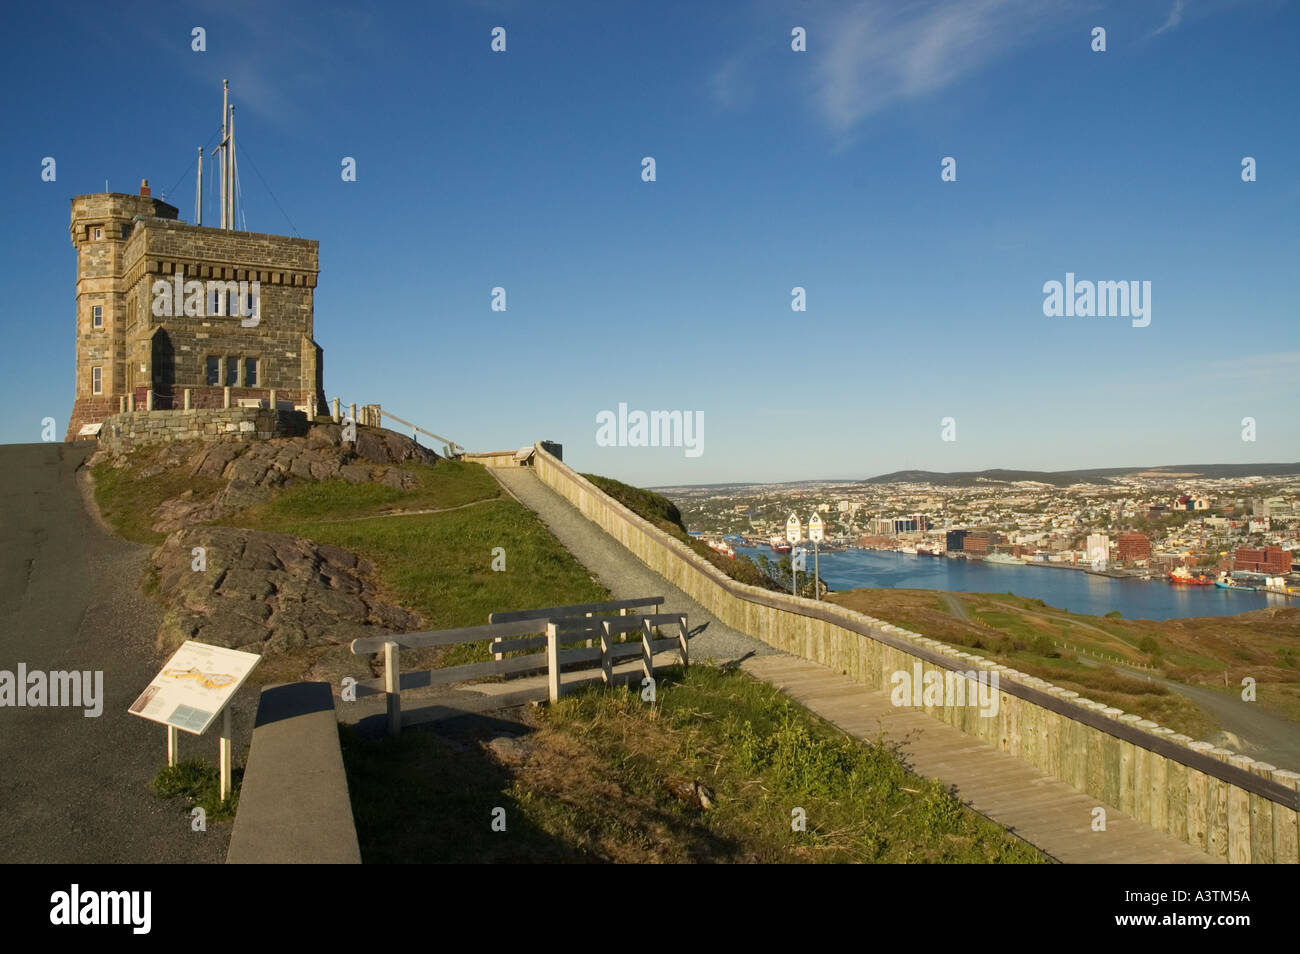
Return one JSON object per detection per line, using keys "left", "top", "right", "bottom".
{"left": 139, "top": 178, "right": 151, "bottom": 197}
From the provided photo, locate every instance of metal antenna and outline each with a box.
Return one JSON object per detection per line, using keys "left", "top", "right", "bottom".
{"left": 195, "top": 146, "right": 203, "bottom": 225}
{"left": 229, "top": 105, "right": 237, "bottom": 230}
{"left": 220, "top": 79, "right": 229, "bottom": 229}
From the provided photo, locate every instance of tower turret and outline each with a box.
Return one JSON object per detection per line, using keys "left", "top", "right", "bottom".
{"left": 66, "top": 185, "right": 179, "bottom": 439}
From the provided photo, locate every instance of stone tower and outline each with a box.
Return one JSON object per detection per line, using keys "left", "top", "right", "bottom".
{"left": 67, "top": 184, "right": 180, "bottom": 438}
{"left": 66, "top": 179, "right": 326, "bottom": 440}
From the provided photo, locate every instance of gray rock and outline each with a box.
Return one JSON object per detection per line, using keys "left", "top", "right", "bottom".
{"left": 151, "top": 526, "right": 421, "bottom": 656}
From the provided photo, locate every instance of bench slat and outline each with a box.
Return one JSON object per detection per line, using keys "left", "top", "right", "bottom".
{"left": 489, "top": 596, "right": 664, "bottom": 623}
{"left": 354, "top": 653, "right": 549, "bottom": 695}
{"left": 351, "top": 618, "right": 542, "bottom": 655}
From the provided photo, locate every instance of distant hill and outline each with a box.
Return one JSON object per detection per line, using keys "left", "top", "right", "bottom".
{"left": 859, "top": 463, "right": 1300, "bottom": 487}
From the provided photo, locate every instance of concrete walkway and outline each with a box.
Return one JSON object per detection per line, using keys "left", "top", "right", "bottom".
{"left": 493, "top": 466, "right": 1220, "bottom": 864}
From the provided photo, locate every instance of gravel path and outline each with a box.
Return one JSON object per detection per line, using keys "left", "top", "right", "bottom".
{"left": 492, "top": 468, "right": 776, "bottom": 665}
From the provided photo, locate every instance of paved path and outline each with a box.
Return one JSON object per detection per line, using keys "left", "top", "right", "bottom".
{"left": 742, "top": 654, "right": 1220, "bottom": 864}
{"left": 0, "top": 443, "right": 248, "bottom": 863}
{"left": 495, "top": 466, "right": 1219, "bottom": 863}
{"left": 492, "top": 468, "right": 775, "bottom": 666}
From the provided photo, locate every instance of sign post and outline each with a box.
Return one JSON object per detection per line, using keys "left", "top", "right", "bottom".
{"left": 808, "top": 512, "right": 824, "bottom": 600}
{"left": 129, "top": 640, "right": 260, "bottom": 804}
{"left": 786, "top": 513, "right": 802, "bottom": 595}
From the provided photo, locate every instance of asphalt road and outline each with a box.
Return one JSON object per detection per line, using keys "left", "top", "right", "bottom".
{"left": 0, "top": 442, "right": 247, "bottom": 863}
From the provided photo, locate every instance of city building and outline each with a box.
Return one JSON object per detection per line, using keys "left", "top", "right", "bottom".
{"left": 1116, "top": 532, "right": 1151, "bottom": 564}
{"left": 1086, "top": 533, "right": 1111, "bottom": 568}
{"left": 1233, "top": 546, "right": 1291, "bottom": 575}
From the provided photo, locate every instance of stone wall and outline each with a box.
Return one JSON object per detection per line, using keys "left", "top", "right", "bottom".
{"left": 532, "top": 442, "right": 1300, "bottom": 864}
{"left": 98, "top": 407, "right": 309, "bottom": 453}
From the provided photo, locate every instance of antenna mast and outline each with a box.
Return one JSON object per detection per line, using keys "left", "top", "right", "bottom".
{"left": 195, "top": 146, "right": 203, "bottom": 225}
{"left": 220, "top": 79, "right": 229, "bottom": 228}
{"left": 229, "top": 105, "right": 237, "bottom": 230}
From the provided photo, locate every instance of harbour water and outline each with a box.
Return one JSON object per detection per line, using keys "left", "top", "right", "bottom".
{"left": 734, "top": 547, "right": 1284, "bottom": 621}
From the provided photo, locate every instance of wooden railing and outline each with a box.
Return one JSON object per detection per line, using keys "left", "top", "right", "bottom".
{"left": 350, "top": 599, "right": 687, "bottom": 736}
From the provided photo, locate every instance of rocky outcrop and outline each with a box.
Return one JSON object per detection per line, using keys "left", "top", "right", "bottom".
{"left": 88, "top": 423, "right": 440, "bottom": 532}
{"left": 153, "top": 526, "right": 421, "bottom": 654}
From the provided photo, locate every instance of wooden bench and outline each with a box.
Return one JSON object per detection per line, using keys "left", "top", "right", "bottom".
{"left": 350, "top": 607, "right": 688, "bottom": 735}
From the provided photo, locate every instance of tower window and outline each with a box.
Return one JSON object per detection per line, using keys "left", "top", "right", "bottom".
{"left": 206, "top": 356, "right": 219, "bottom": 386}
{"left": 121, "top": 225, "right": 131, "bottom": 239}
{"left": 225, "top": 356, "right": 239, "bottom": 387}
{"left": 92, "top": 367, "right": 102, "bottom": 395}
{"left": 244, "top": 358, "right": 258, "bottom": 387}
{"left": 92, "top": 306, "right": 103, "bottom": 329}
{"left": 94, "top": 227, "right": 102, "bottom": 240}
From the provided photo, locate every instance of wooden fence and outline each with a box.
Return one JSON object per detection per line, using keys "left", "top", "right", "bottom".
{"left": 350, "top": 599, "right": 688, "bottom": 736}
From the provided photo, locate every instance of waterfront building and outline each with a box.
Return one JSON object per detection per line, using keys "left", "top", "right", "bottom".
{"left": 1233, "top": 546, "right": 1291, "bottom": 575}
{"left": 1086, "top": 533, "right": 1111, "bottom": 568}
{"left": 1116, "top": 532, "right": 1151, "bottom": 564}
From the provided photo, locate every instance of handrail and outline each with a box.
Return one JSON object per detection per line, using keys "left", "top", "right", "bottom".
{"left": 376, "top": 408, "right": 463, "bottom": 456}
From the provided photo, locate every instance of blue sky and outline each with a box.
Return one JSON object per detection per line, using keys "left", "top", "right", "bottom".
{"left": 3, "top": 0, "right": 1297, "bottom": 485}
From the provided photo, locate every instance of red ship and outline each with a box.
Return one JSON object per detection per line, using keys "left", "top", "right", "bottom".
{"left": 1168, "top": 566, "right": 1213, "bottom": 586}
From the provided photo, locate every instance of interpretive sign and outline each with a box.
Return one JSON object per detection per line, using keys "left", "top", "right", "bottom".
{"left": 128, "top": 640, "right": 260, "bottom": 736}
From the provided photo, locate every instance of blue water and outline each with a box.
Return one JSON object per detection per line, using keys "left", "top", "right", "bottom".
{"left": 734, "top": 547, "right": 1285, "bottom": 621}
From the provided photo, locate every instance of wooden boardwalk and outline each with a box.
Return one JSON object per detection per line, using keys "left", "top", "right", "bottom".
{"left": 742, "top": 653, "right": 1221, "bottom": 864}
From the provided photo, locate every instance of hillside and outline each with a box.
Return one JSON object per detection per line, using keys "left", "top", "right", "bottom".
{"left": 827, "top": 588, "right": 1300, "bottom": 746}
{"left": 859, "top": 462, "right": 1300, "bottom": 487}
{"left": 91, "top": 425, "right": 609, "bottom": 685}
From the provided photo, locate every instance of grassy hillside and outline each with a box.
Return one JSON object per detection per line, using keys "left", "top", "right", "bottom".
{"left": 93, "top": 439, "right": 609, "bottom": 681}
{"left": 343, "top": 664, "right": 1046, "bottom": 864}
{"left": 828, "top": 588, "right": 1300, "bottom": 734}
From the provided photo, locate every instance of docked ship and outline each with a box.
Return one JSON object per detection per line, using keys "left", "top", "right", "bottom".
{"left": 769, "top": 535, "right": 791, "bottom": 554}
{"left": 707, "top": 540, "right": 735, "bottom": 559}
{"left": 1214, "top": 574, "right": 1256, "bottom": 591}
{"left": 984, "top": 552, "right": 1024, "bottom": 566}
{"left": 1168, "top": 566, "right": 1214, "bottom": 586}
{"left": 917, "top": 545, "right": 944, "bottom": 557}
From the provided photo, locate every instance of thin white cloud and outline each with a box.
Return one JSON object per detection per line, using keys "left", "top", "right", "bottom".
{"left": 811, "top": 0, "right": 1074, "bottom": 130}
{"left": 1152, "top": 0, "right": 1186, "bottom": 36}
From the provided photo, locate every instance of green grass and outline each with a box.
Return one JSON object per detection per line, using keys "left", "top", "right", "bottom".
{"left": 341, "top": 664, "right": 1048, "bottom": 864}
{"left": 239, "top": 459, "right": 501, "bottom": 525}
{"left": 152, "top": 757, "right": 241, "bottom": 820}
{"left": 94, "top": 445, "right": 609, "bottom": 677}
{"left": 270, "top": 499, "right": 608, "bottom": 667}
{"left": 91, "top": 449, "right": 224, "bottom": 544}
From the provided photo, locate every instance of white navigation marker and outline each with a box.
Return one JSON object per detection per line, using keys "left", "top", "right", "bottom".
{"left": 808, "top": 512, "right": 824, "bottom": 601}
